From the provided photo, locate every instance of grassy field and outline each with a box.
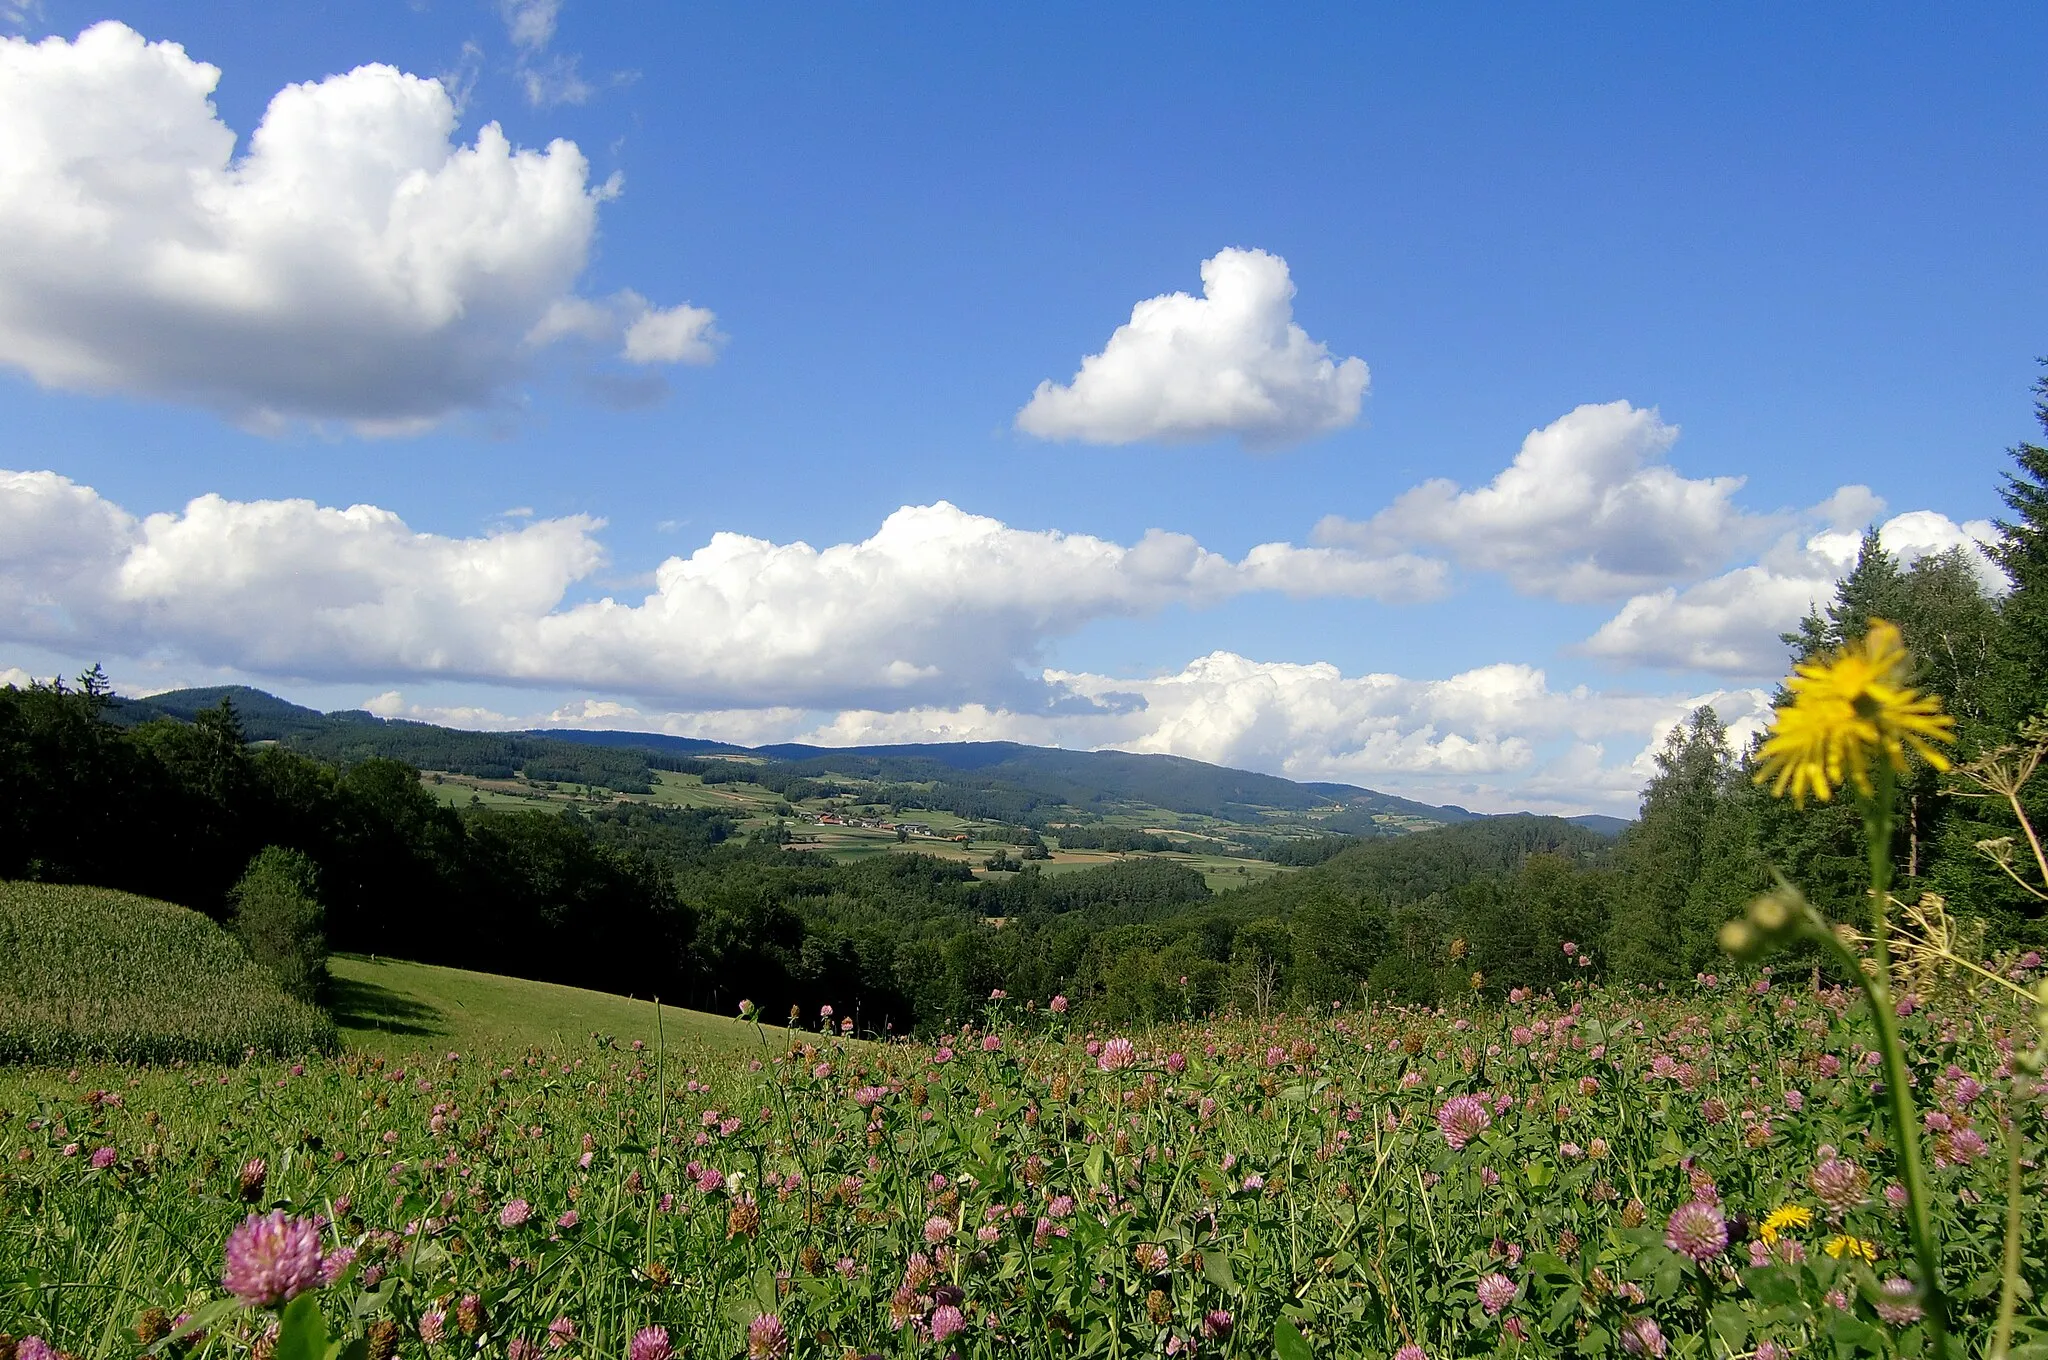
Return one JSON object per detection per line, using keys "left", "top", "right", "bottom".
{"left": 328, "top": 953, "right": 765, "bottom": 1057}
{"left": 0, "top": 880, "right": 335, "bottom": 1063}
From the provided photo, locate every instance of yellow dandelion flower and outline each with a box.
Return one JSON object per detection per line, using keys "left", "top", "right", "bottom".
{"left": 1754, "top": 620, "right": 1955, "bottom": 805}
{"left": 1759, "top": 1203, "right": 1812, "bottom": 1245}
{"left": 1824, "top": 1233, "right": 1879, "bottom": 1263}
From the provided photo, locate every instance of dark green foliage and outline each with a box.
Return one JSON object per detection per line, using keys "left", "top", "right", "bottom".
{"left": 1252, "top": 834, "right": 1362, "bottom": 866}
{"left": 1609, "top": 708, "right": 1756, "bottom": 980}
{"left": 1048, "top": 825, "right": 1178, "bottom": 853}
{"left": 230, "top": 846, "right": 327, "bottom": 1003}
{"left": 1990, "top": 362, "right": 2048, "bottom": 727}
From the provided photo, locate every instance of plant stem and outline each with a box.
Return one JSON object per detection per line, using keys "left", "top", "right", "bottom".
{"left": 1853, "top": 768, "right": 1952, "bottom": 1359}
{"left": 1990, "top": 1125, "right": 2025, "bottom": 1360}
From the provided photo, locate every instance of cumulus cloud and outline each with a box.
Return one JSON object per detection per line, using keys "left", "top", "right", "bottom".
{"left": 1016, "top": 248, "right": 1369, "bottom": 449}
{"left": 0, "top": 22, "right": 714, "bottom": 429}
{"left": 1317, "top": 401, "right": 1777, "bottom": 602}
{"left": 0, "top": 471, "right": 1438, "bottom": 710}
{"left": 1582, "top": 510, "right": 2004, "bottom": 675}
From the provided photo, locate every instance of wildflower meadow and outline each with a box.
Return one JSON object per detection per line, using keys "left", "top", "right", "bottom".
{"left": 2, "top": 958, "right": 2044, "bottom": 1359}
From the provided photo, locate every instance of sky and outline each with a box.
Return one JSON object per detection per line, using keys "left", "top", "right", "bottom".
{"left": 1, "top": 2, "right": 2043, "bottom": 816}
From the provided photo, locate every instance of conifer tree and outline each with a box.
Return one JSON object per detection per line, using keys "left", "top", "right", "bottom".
{"left": 1609, "top": 707, "right": 1735, "bottom": 980}
{"left": 1991, "top": 362, "right": 2048, "bottom": 726}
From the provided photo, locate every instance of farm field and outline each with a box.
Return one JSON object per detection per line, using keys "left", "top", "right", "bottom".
{"left": 2, "top": 969, "right": 2042, "bottom": 1358}
{"left": 418, "top": 766, "right": 1314, "bottom": 889}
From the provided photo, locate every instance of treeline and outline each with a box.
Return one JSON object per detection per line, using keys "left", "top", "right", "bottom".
{"left": 0, "top": 684, "right": 726, "bottom": 1000}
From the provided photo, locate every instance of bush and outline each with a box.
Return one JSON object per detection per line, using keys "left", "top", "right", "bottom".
{"left": 230, "top": 846, "right": 328, "bottom": 1004}
{"left": 0, "top": 880, "right": 335, "bottom": 1063}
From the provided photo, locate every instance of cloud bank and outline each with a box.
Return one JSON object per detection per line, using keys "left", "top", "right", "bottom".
{"left": 1582, "top": 510, "right": 2005, "bottom": 674}
{"left": 0, "top": 22, "right": 713, "bottom": 429}
{"left": 0, "top": 470, "right": 1440, "bottom": 711}
{"left": 1017, "top": 248, "right": 1369, "bottom": 449}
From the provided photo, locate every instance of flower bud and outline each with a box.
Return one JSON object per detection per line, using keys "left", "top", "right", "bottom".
{"left": 1718, "top": 920, "right": 1762, "bottom": 961}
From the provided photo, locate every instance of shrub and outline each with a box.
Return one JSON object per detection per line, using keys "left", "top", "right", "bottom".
{"left": 230, "top": 846, "right": 328, "bottom": 1004}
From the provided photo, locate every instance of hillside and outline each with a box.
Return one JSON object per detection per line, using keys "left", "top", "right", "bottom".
{"left": 112, "top": 686, "right": 1587, "bottom": 852}
{"left": 328, "top": 953, "right": 765, "bottom": 1056}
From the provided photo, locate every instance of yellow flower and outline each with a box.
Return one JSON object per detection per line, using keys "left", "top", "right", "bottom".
{"left": 1759, "top": 1203, "right": 1812, "bottom": 1245}
{"left": 1754, "top": 620, "right": 1955, "bottom": 805}
{"left": 1824, "top": 1233, "right": 1879, "bottom": 1263}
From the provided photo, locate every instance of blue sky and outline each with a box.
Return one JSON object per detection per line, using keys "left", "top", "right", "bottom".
{"left": 1, "top": 2, "right": 2042, "bottom": 814}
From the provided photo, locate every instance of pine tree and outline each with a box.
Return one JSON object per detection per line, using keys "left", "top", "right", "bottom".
{"left": 1609, "top": 707, "right": 1736, "bottom": 980}
{"left": 1991, "top": 362, "right": 2048, "bottom": 727}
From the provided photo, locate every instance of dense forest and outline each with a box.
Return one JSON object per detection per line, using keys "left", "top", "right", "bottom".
{"left": 5, "top": 373, "right": 2048, "bottom": 1031}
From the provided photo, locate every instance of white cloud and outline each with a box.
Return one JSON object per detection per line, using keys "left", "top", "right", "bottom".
{"left": 1582, "top": 511, "right": 2005, "bottom": 675}
{"left": 1016, "top": 247, "right": 1369, "bottom": 449}
{"left": 0, "top": 471, "right": 1438, "bottom": 710}
{"left": 0, "top": 22, "right": 713, "bottom": 429}
{"left": 623, "top": 302, "right": 723, "bottom": 365}
{"left": 1317, "top": 401, "right": 1776, "bottom": 602}
{"left": 0, "top": 666, "right": 37, "bottom": 689}
{"left": 497, "top": 0, "right": 596, "bottom": 107}
{"left": 500, "top": 0, "right": 563, "bottom": 52}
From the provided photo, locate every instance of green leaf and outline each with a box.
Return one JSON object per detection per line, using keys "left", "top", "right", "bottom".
{"left": 273, "top": 1294, "right": 328, "bottom": 1360}
{"left": 1524, "top": 1160, "right": 1554, "bottom": 1189}
{"left": 753, "top": 1260, "right": 779, "bottom": 1312}
{"left": 1709, "top": 1301, "right": 1750, "bottom": 1350}
{"left": 1202, "top": 1250, "right": 1238, "bottom": 1295}
{"left": 1274, "top": 1318, "right": 1314, "bottom": 1360}
{"left": 325, "top": 1338, "right": 368, "bottom": 1360}
{"left": 1084, "top": 1142, "right": 1109, "bottom": 1191}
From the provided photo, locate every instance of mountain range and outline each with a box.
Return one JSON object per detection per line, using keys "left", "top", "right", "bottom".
{"left": 107, "top": 685, "right": 1631, "bottom": 837}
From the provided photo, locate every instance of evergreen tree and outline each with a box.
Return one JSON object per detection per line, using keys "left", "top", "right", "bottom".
{"left": 1609, "top": 707, "right": 1735, "bottom": 980}
{"left": 1990, "top": 362, "right": 2048, "bottom": 727}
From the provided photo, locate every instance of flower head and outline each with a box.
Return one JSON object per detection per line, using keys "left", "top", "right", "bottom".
{"left": 1620, "top": 1318, "right": 1667, "bottom": 1358}
{"left": 1436, "top": 1094, "right": 1491, "bottom": 1150}
{"left": 1758, "top": 1203, "right": 1812, "bottom": 1245}
{"left": 498, "top": 1198, "right": 531, "bottom": 1228}
{"left": 929, "top": 1305, "right": 966, "bottom": 1344}
{"left": 1664, "top": 1201, "right": 1728, "bottom": 1263}
{"left": 1476, "top": 1271, "right": 1518, "bottom": 1316}
{"left": 1755, "top": 620, "right": 1954, "bottom": 804}
{"left": 1824, "top": 1233, "right": 1879, "bottom": 1264}
{"left": 1873, "top": 1277, "right": 1924, "bottom": 1326}
{"left": 221, "top": 1210, "right": 324, "bottom": 1307}
{"left": 1810, "top": 1157, "right": 1870, "bottom": 1215}
{"left": 1097, "top": 1037, "right": 1136, "bottom": 1072}
{"left": 89, "top": 1145, "right": 117, "bottom": 1170}
{"left": 746, "top": 1313, "right": 789, "bottom": 1360}
{"left": 629, "top": 1326, "right": 673, "bottom": 1360}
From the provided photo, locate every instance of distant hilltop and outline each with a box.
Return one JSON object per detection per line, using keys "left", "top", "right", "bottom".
{"left": 107, "top": 684, "right": 1632, "bottom": 837}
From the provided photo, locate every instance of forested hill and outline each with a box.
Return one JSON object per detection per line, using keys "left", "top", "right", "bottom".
{"left": 109, "top": 685, "right": 1503, "bottom": 832}
{"left": 550, "top": 730, "right": 1479, "bottom": 825}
